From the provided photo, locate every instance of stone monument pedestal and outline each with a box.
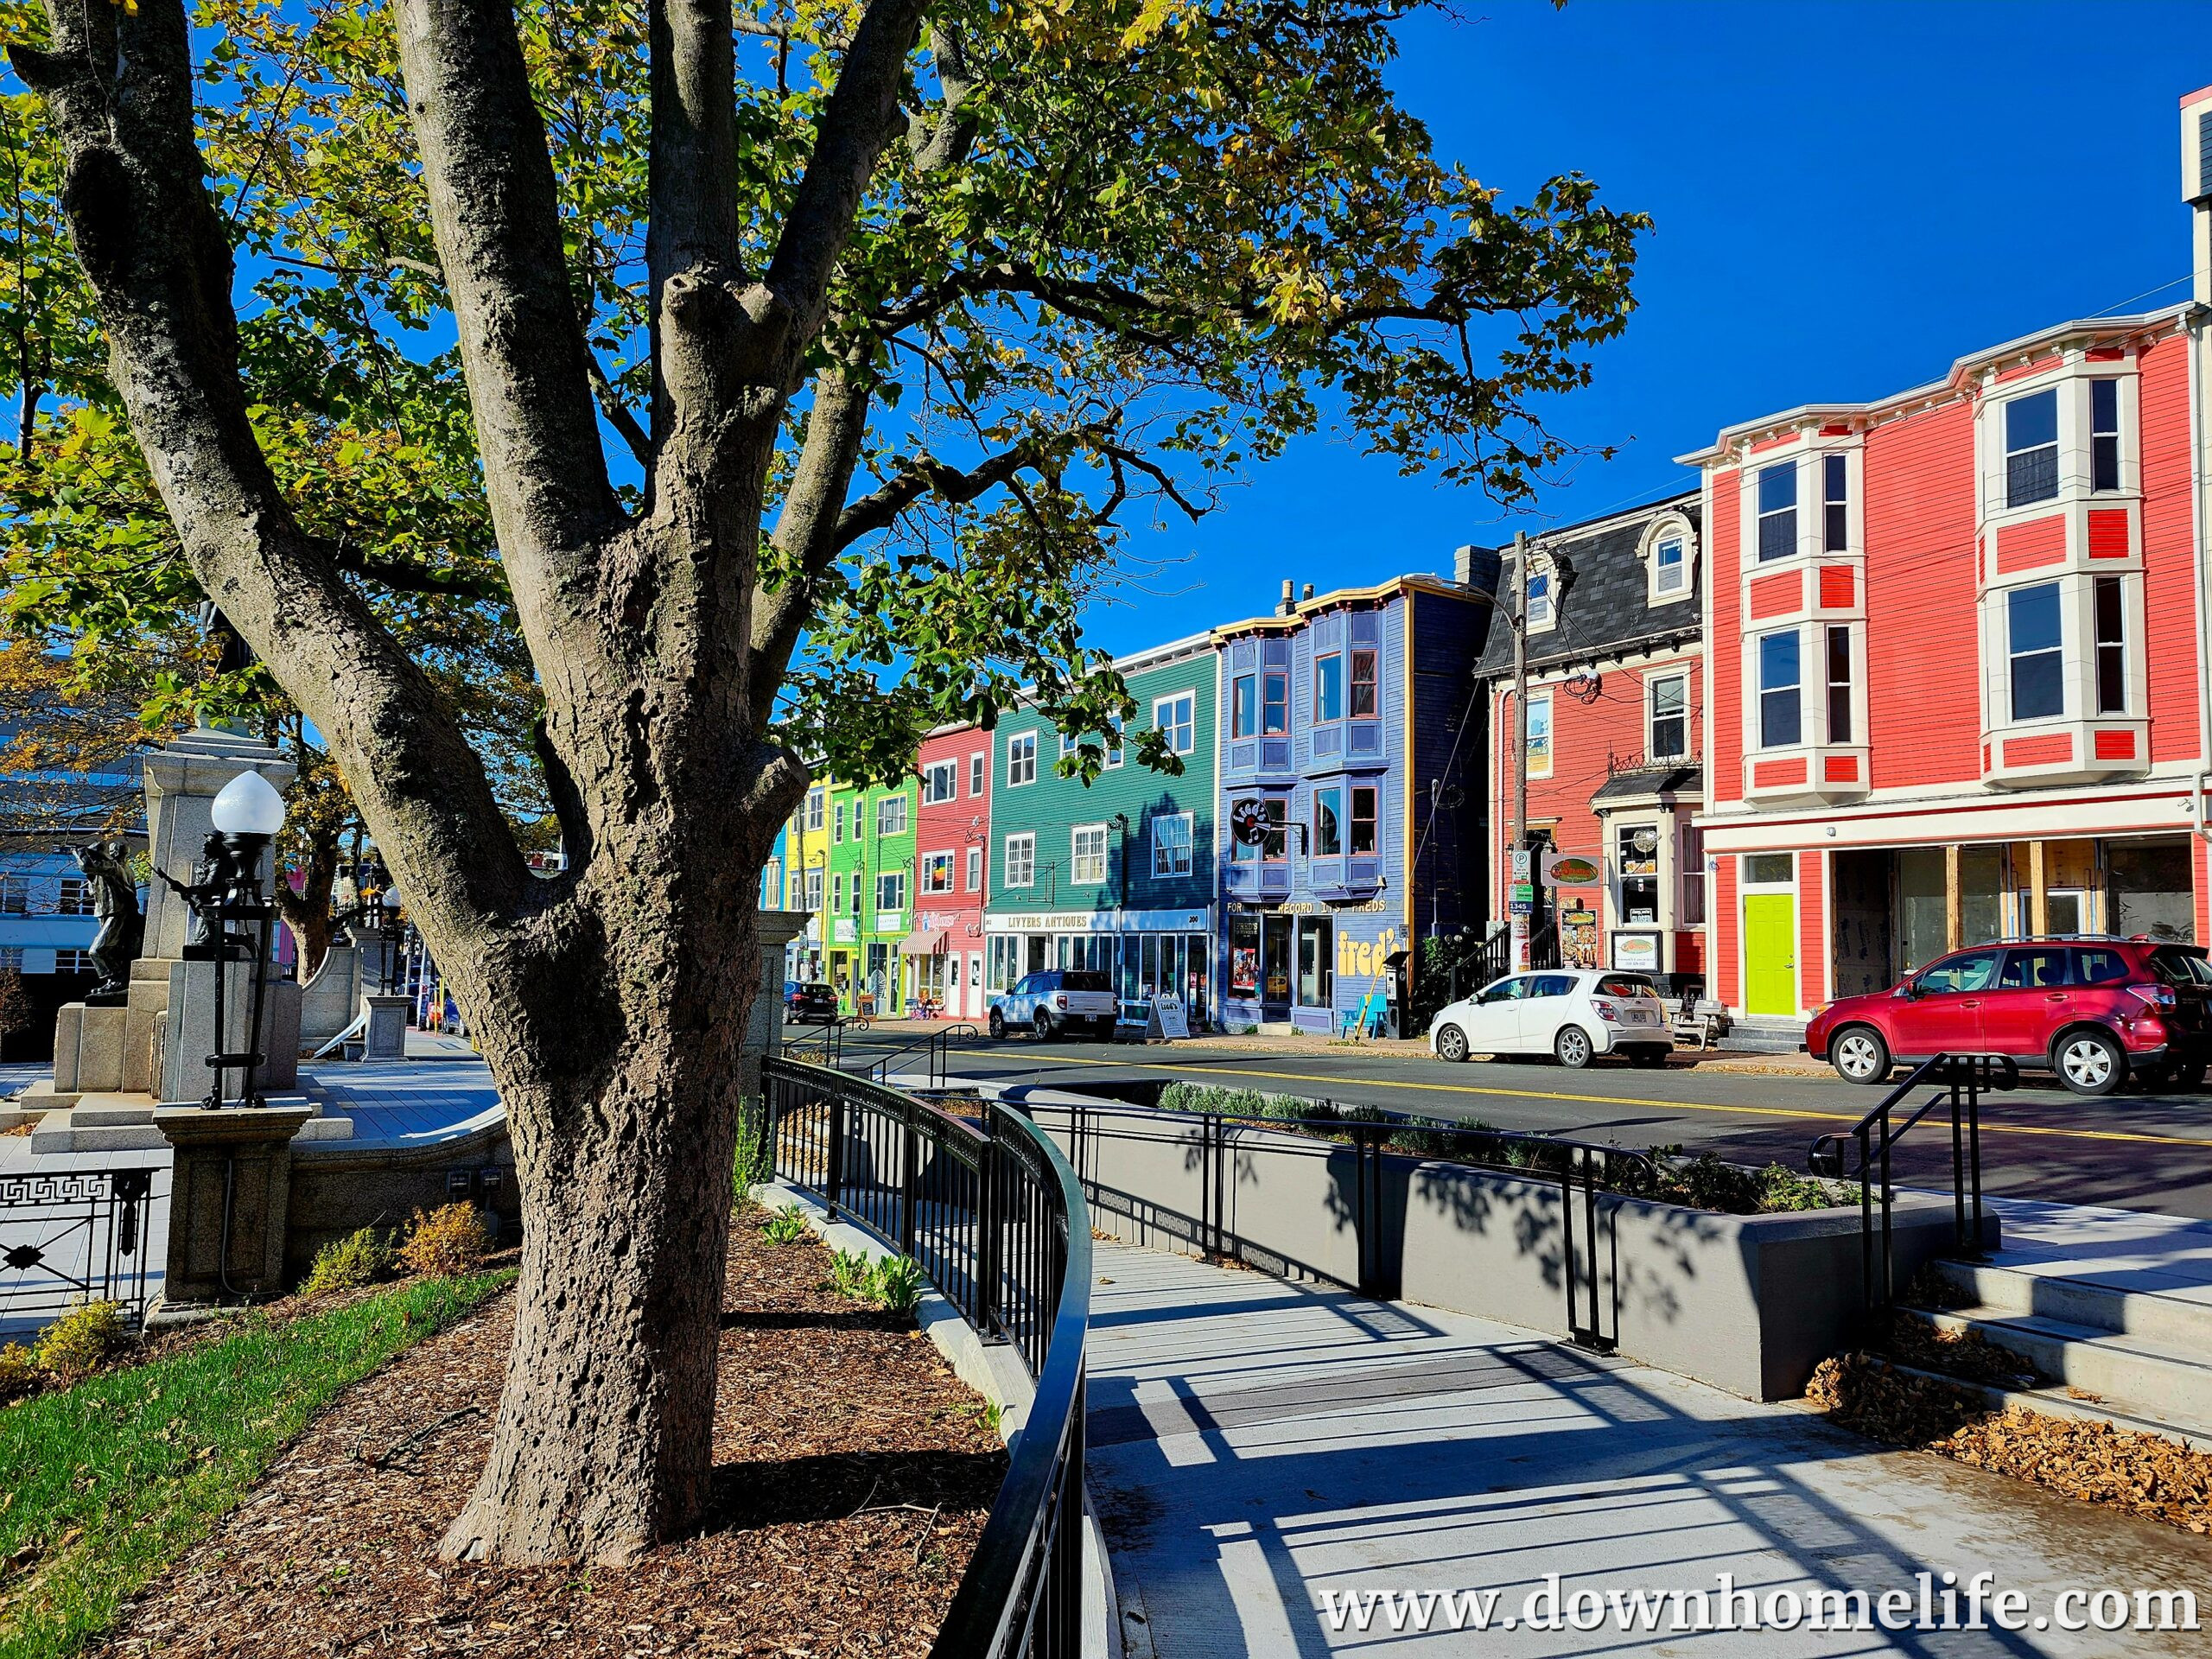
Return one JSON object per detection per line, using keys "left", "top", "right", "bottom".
{"left": 156, "top": 957, "right": 302, "bottom": 1105}
{"left": 151, "top": 1104, "right": 314, "bottom": 1309}
{"left": 740, "top": 910, "right": 813, "bottom": 1097}
{"left": 361, "top": 994, "right": 411, "bottom": 1060}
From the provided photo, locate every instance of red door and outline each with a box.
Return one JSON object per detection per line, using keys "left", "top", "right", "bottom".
{"left": 1979, "top": 946, "right": 2076, "bottom": 1059}
{"left": 1887, "top": 948, "right": 2001, "bottom": 1060}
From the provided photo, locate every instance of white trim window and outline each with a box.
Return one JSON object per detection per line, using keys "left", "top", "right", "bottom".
{"left": 875, "top": 871, "right": 906, "bottom": 912}
{"left": 2006, "top": 582, "right": 2064, "bottom": 721}
{"left": 1105, "top": 715, "right": 1124, "bottom": 767}
{"left": 1071, "top": 823, "right": 1109, "bottom": 886}
{"left": 921, "top": 850, "right": 955, "bottom": 893}
{"left": 1756, "top": 461, "right": 1797, "bottom": 562}
{"left": 1825, "top": 626, "right": 1854, "bottom": 743}
{"left": 2090, "top": 378, "right": 2121, "bottom": 493}
{"left": 1653, "top": 535, "right": 1688, "bottom": 598}
{"left": 875, "top": 794, "right": 907, "bottom": 836}
{"left": 2004, "top": 387, "right": 2059, "bottom": 509}
{"left": 804, "top": 786, "right": 825, "bottom": 833}
{"left": 1007, "top": 732, "right": 1037, "bottom": 786}
{"left": 969, "top": 751, "right": 987, "bottom": 797}
{"left": 804, "top": 868, "right": 823, "bottom": 911}
{"left": 1757, "top": 630, "right": 1802, "bottom": 748}
{"left": 2094, "top": 575, "right": 2127, "bottom": 714}
{"left": 921, "top": 760, "right": 957, "bottom": 804}
{"left": 832, "top": 798, "right": 846, "bottom": 843}
{"left": 831, "top": 871, "right": 845, "bottom": 914}
{"left": 1821, "top": 453, "right": 1848, "bottom": 553}
{"left": 965, "top": 846, "right": 983, "bottom": 892}
{"left": 1526, "top": 690, "right": 1553, "bottom": 778}
{"left": 1648, "top": 672, "right": 1688, "bottom": 760}
{"left": 1154, "top": 692, "right": 1196, "bottom": 755}
{"left": 1526, "top": 563, "right": 1555, "bottom": 631}
{"left": 1151, "top": 811, "right": 1194, "bottom": 877}
{"left": 1004, "top": 832, "right": 1036, "bottom": 888}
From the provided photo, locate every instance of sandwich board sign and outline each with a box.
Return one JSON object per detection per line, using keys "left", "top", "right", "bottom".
{"left": 1147, "top": 995, "right": 1191, "bottom": 1039}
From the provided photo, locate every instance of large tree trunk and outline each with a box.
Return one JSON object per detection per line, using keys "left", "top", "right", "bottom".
{"left": 442, "top": 902, "right": 761, "bottom": 1562}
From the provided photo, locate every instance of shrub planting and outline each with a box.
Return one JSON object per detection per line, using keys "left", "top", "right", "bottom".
{"left": 301, "top": 1226, "right": 397, "bottom": 1296}
{"left": 397, "top": 1203, "right": 494, "bottom": 1277}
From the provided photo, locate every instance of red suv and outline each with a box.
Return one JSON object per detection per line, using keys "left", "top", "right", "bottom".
{"left": 1806, "top": 939, "right": 2212, "bottom": 1096}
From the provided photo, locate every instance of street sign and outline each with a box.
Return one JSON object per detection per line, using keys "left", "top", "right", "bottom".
{"left": 1510, "top": 881, "right": 1535, "bottom": 905}
{"left": 1510, "top": 849, "right": 1533, "bottom": 880}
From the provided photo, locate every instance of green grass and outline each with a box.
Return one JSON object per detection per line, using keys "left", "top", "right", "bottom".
{"left": 0, "top": 1269, "right": 513, "bottom": 1659}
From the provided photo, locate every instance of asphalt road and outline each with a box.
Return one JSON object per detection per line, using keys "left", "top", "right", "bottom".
{"left": 801, "top": 1026, "right": 2212, "bottom": 1220}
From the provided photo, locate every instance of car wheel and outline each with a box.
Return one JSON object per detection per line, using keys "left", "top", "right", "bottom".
{"left": 1554, "top": 1025, "right": 1594, "bottom": 1069}
{"left": 988, "top": 1010, "right": 1006, "bottom": 1040}
{"left": 1831, "top": 1026, "right": 1891, "bottom": 1086}
{"left": 1034, "top": 1011, "right": 1055, "bottom": 1042}
{"left": 2053, "top": 1028, "right": 2126, "bottom": 1096}
{"left": 1434, "top": 1023, "right": 1471, "bottom": 1064}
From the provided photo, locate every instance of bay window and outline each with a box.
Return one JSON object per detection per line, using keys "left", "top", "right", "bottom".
{"left": 1231, "top": 671, "right": 1256, "bottom": 738}
{"left": 1313, "top": 785, "right": 1343, "bottom": 856}
{"left": 2005, "top": 388, "right": 2059, "bottom": 508}
{"left": 2006, "top": 582, "right": 2063, "bottom": 721}
{"left": 2091, "top": 379, "right": 2120, "bottom": 493}
{"left": 1350, "top": 648, "right": 1377, "bottom": 716}
{"left": 1351, "top": 785, "right": 1378, "bottom": 855}
{"left": 1262, "top": 670, "right": 1289, "bottom": 734}
{"left": 1313, "top": 652, "right": 1343, "bottom": 722}
{"left": 1758, "top": 631, "right": 1801, "bottom": 747}
{"left": 1757, "top": 462, "right": 1796, "bottom": 562}
{"left": 1825, "top": 626, "right": 1853, "bottom": 744}
{"left": 2094, "top": 575, "right": 2126, "bottom": 714}
{"left": 1822, "top": 453, "right": 1848, "bottom": 552}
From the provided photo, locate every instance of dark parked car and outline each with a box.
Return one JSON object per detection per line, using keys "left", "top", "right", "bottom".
{"left": 785, "top": 981, "right": 839, "bottom": 1024}
{"left": 1805, "top": 938, "right": 2212, "bottom": 1096}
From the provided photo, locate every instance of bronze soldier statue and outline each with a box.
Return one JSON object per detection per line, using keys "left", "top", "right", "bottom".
{"left": 60, "top": 838, "right": 143, "bottom": 1001}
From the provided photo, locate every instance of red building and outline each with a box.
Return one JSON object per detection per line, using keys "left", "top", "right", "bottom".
{"left": 912, "top": 723, "right": 993, "bottom": 1017}
{"left": 1684, "top": 88, "right": 2212, "bottom": 1026}
{"left": 1481, "top": 495, "right": 1708, "bottom": 988}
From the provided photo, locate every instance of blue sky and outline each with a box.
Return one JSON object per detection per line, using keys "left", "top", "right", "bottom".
{"left": 1077, "top": 0, "right": 2209, "bottom": 658}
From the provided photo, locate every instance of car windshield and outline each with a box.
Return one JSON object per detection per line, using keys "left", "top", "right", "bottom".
{"left": 1595, "top": 975, "right": 1658, "bottom": 998}
{"left": 2151, "top": 947, "right": 2212, "bottom": 988}
{"left": 1061, "top": 972, "right": 1111, "bottom": 993}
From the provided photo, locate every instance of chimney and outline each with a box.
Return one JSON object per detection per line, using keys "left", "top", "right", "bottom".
{"left": 1300, "top": 583, "right": 1315, "bottom": 602}
{"left": 2186, "top": 85, "right": 2212, "bottom": 303}
{"left": 1278, "top": 579, "right": 1295, "bottom": 616}
{"left": 1453, "top": 543, "right": 1502, "bottom": 595}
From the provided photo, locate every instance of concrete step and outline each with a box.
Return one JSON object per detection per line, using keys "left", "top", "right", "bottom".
{"left": 1899, "top": 1304, "right": 2212, "bottom": 1433}
{"left": 1871, "top": 1355, "right": 2212, "bottom": 1452}
{"left": 1719, "top": 1017, "right": 1807, "bottom": 1055}
{"left": 1928, "top": 1256, "right": 2212, "bottom": 1351}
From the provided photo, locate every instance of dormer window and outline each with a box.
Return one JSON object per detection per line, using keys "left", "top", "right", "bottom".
{"left": 1757, "top": 463, "right": 1796, "bottom": 562}
{"left": 2004, "top": 388, "right": 2059, "bottom": 508}
{"left": 1526, "top": 565, "right": 1554, "bottom": 630}
{"left": 1637, "top": 511, "right": 1697, "bottom": 605}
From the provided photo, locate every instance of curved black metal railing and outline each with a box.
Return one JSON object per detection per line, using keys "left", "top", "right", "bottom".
{"left": 1808, "top": 1052, "right": 2015, "bottom": 1320}
{"left": 760, "top": 1055, "right": 1091, "bottom": 1659}
{"left": 1038, "top": 1092, "right": 1654, "bottom": 1352}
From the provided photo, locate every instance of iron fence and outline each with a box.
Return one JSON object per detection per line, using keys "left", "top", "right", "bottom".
{"left": 760, "top": 1056, "right": 1090, "bottom": 1658}
{"left": 0, "top": 1166, "right": 163, "bottom": 1332}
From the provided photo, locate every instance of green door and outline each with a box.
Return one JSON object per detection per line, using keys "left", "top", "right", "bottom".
{"left": 1744, "top": 893, "right": 1797, "bottom": 1016}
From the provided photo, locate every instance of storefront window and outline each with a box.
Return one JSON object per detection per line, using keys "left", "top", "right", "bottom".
{"left": 1230, "top": 914, "right": 1261, "bottom": 995}
{"left": 1263, "top": 915, "right": 1293, "bottom": 1002}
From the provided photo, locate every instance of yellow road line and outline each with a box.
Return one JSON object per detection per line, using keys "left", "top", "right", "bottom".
{"left": 980, "top": 1051, "right": 2212, "bottom": 1151}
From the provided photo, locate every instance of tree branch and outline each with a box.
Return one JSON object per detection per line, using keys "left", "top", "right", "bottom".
{"left": 831, "top": 438, "right": 1068, "bottom": 552}
{"left": 752, "top": 0, "right": 925, "bottom": 370}
{"left": 646, "top": 0, "right": 740, "bottom": 441}
{"left": 584, "top": 353, "right": 652, "bottom": 472}
{"left": 330, "top": 539, "right": 513, "bottom": 602}
{"left": 747, "top": 359, "right": 873, "bottom": 704}
{"left": 390, "top": 0, "right": 618, "bottom": 568}
{"left": 11, "top": 0, "right": 532, "bottom": 944}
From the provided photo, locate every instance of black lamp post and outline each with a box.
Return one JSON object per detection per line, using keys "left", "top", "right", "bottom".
{"left": 378, "top": 880, "right": 404, "bottom": 993}
{"left": 203, "top": 770, "right": 288, "bottom": 1110}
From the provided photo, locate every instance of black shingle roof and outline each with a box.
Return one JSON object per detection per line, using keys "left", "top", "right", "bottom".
{"left": 1469, "top": 491, "right": 1701, "bottom": 678}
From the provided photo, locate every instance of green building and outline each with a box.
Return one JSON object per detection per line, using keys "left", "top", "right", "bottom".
{"left": 983, "top": 632, "right": 1218, "bottom": 1027}
{"left": 822, "top": 774, "right": 918, "bottom": 1015}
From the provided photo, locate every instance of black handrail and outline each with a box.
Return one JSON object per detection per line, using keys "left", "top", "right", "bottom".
{"left": 1033, "top": 1093, "right": 1653, "bottom": 1353}
{"left": 865, "top": 1023, "right": 982, "bottom": 1090}
{"left": 760, "top": 1056, "right": 1090, "bottom": 1658}
{"left": 1808, "top": 1052, "right": 2015, "bottom": 1319}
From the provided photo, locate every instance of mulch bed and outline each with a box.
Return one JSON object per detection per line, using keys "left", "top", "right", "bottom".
{"left": 95, "top": 1215, "right": 1007, "bottom": 1656}
{"left": 1808, "top": 1352, "right": 2212, "bottom": 1535}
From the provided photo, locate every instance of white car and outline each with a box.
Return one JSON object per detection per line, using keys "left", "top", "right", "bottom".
{"left": 1428, "top": 969, "right": 1674, "bottom": 1069}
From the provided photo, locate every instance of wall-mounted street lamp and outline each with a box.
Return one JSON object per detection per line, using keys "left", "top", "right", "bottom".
{"left": 203, "top": 770, "right": 288, "bottom": 1110}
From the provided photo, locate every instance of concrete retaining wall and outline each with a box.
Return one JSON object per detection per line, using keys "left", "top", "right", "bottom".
{"left": 284, "top": 1121, "right": 519, "bottom": 1283}
{"left": 1015, "top": 1089, "right": 1993, "bottom": 1402}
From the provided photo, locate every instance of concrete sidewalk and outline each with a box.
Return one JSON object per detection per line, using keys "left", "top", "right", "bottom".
{"left": 1086, "top": 1242, "right": 2212, "bottom": 1657}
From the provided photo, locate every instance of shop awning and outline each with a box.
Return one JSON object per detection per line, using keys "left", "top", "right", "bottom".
{"left": 897, "top": 929, "right": 949, "bottom": 957}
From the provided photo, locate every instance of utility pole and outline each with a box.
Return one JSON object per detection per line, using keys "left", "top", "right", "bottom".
{"left": 1509, "top": 530, "right": 1532, "bottom": 974}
